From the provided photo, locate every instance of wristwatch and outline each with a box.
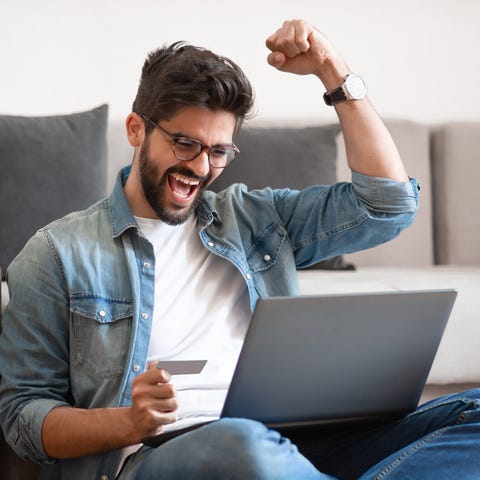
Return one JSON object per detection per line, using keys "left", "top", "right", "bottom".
{"left": 323, "top": 73, "right": 367, "bottom": 106}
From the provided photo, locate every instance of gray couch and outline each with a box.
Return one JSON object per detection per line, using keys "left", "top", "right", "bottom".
{"left": 1, "top": 110, "right": 479, "bottom": 478}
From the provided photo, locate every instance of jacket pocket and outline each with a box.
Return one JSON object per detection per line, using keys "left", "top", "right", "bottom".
{"left": 70, "top": 295, "right": 133, "bottom": 379}
{"left": 246, "top": 222, "right": 287, "bottom": 273}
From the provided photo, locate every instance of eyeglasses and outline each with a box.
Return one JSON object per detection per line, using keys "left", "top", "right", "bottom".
{"left": 140, "top": 114, "right": 239, "bottom": 169}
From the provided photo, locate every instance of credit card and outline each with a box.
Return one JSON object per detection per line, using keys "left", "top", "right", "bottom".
{"left": 155, "top": 360, "right": 207, "bottom": 375}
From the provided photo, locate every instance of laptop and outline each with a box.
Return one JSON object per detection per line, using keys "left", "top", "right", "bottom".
{"left": 220, "top": 289, "right": 457, "bottom": 429}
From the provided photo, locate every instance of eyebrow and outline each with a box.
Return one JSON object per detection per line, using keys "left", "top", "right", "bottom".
{"left": 170, "top": 131, "right": 235, "bottom": 148}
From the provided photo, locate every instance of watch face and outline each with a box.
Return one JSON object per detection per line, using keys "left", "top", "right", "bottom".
{"left": 345, "top": 74, "right": 367, "bottom": 100}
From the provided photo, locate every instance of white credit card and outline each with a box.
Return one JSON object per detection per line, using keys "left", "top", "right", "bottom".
{"left": 155, "top": 360, "right": 207, "bottom": 375}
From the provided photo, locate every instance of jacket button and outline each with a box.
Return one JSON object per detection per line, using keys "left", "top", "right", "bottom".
{"left": 264, "top": 254, "right": 271, "bottom": 262}
{"left": 98, "top": 310, "right": 106, "bottom": 318}
{"left": 141, "top": 312, "right": 149, "bottom": 319}
{"left": 246, "top": 273, "right": 251, "bottom": 280}
{"left": 207, "top": 241, "right": 214, "bottom": 248}
{"left": 133, "top": 364, "right": 141, "bottom": 372}
{"left": 143, "top": 261, "right": 151, "bottom": 268}
{"left": 100, "top": 476, "right": 109, "bottom": 480}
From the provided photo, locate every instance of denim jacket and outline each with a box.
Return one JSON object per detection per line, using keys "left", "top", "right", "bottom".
{"left": 0, "top": 166, "right": 419, "bottom": 479}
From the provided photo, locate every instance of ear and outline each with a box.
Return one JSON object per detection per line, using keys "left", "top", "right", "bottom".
{"left": 126, "top": 113, "right": 145, "bottom": 147}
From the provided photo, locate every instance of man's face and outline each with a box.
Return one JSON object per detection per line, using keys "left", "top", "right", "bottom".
{"left": 137, "top": 107, "right": 236, "bottom": 225}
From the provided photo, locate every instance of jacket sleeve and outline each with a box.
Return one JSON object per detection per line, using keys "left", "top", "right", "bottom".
{"left": 0, "top": 231, "right": 70, "bottom": 463}
{"left": 274, "top": 171, "right": 420, "bottom": 268}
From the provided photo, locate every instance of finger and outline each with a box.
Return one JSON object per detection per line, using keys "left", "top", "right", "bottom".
{"left": 147, "top": 361, "right": 158, "bottom": 371}
{"left": 132, "top": 369, "right": 172, "bottom": 398}
{"left": 137, "top": 409, "right": 178, "bottom": 439}
{"left": 154, "top": 368, "right": 172, "bottom": 383}
{"left": 293, "top": 20, "right": 312, "bottom": 53}
{"left": 151, "top": 381, "right": 176, "bottom": 400}
{"left": 154, "top": 396, "right": 178, "bottom": 413}
{"left": 155, "top": 410, "right": 178, "bottom": 425}
{"left": 136, "top": 380, "right": 177, "bottom": 402}
{"left": 266, "top": 20, "right": 311, "bottom": 58}
{"left": 266, "top": 22, "right": 299, "bottom": 58}
{"left": 267, "top": 51, "right": 286, "bottom": 70}
{"left": 163, "top": 411, "right": 178, "bottom": 424}
{"left": 142, "top": 366, "right": 171, "bottom": 384}
{"left": 147, "top": 361, "right": 172, "bottom": 383}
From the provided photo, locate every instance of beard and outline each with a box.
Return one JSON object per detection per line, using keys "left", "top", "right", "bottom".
{"left": 138, "top": 140, "right": 212, "bottom": 225}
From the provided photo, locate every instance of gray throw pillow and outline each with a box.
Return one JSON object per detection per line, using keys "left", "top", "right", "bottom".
{"left": 0, "top": 104, "right": 108, "bottom": 279}
{"left": 209, "top": 124, "right": 354, "bottom": 270}
{"left": 210, "top": 124, "right": 339, "bottom": 191}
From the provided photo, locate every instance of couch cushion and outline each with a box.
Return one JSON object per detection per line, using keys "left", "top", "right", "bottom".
{"left": 106, "top": 119, "right": 132, "bottom": 191}
{"left": 298, "top": 265, "right": 480, "bottom": 384}
{"left": 431, "top": 122, "right": 480, "bottom": 265}
{"left": 0, "top": 105, "right": 108, "bottom": 279}
{"left": 210, "top": 124, "right": 339, "bottom": 191}
{"left": 209, "top": 124, "right": 353, "bottom": 270}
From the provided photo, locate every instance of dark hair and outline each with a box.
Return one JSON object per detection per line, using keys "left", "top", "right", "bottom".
{"left": 132, "top": 42, "right": 255, "bottom": 134}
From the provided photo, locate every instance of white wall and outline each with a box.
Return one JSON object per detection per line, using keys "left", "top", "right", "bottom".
{"left": 1, "top": 0, "right": 479, "bottom": 123}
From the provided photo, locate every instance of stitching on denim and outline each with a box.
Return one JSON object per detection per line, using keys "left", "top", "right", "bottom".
{"left": 371, "top": 426, "right": 450, "bottom": 479}
{"left": 411, "top": 396, "right": 475, "bottom": 416}
{"left": 454, "top": 399, "right": 480, "bottom": 425}
{"left": 295, "top": 212, "right": 369, "bottom": 248}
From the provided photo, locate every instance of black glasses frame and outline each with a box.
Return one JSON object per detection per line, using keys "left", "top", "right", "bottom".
{"left": 140, "top": 114, "right": 239, "bottom": 169}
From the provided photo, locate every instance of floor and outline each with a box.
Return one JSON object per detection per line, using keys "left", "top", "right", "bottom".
{"left": 420, "top": 383, "right": 480, "bottom": 403}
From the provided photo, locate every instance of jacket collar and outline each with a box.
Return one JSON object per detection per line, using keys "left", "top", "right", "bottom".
{"left": 109, "top": 166, "right": 140, "bottom": 238}
{"left": 109, "top": 166, "right": 222, "bottom": 237}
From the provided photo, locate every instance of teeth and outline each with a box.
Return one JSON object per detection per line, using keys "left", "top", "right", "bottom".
{"left": 171, "top": 173, "right": 200, "bottom": 186}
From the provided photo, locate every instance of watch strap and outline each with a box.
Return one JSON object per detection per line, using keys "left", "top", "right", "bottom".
{"left": 323, "top": 86, "right": 347, "bottom": 106}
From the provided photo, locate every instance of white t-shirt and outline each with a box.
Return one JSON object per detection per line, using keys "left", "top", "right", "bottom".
{"left": 136, "top": 215, "right": 251, "bottom": 430}
{"left": 118, "top": 216, "right": 251, "bottom": 471}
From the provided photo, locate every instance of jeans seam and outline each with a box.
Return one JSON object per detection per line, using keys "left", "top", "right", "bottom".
{"left": 410, "top": 397, "right": 478, "bottom": 416}
{"left": 371, "top": 427, "right": 450, "bottom": 479}
{"left": 454, "top": 401, "right": 479, "bottom": 425}
{"left": 371, "top": 398, "right": 480, "bottom": 479}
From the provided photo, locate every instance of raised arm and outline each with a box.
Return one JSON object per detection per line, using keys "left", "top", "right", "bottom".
{"left": 265, "top": 19, "right": 409, "bottom": 183}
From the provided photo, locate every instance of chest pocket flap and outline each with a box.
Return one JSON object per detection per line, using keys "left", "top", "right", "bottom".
{"left": 246, "top": 222, "right": 287, "bottom": 273}
{"left": 70, "top": 295, "right": 133, "bottom": 322}
{"left": 70, "top": 295, "right": 133, "bottom": 379}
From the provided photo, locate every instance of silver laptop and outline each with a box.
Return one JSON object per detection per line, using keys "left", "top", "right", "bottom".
{"left": 221, "top": 289, "right": 457, "bottom": 428}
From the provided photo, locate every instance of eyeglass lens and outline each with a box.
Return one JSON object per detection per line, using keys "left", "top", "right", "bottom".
{"left": 173, "top": 139, "right": 235, "bottom": 168}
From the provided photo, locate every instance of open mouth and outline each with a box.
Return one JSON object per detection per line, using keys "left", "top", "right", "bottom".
{"left": 167, "top": 172, "right": 202, "bottom": 202}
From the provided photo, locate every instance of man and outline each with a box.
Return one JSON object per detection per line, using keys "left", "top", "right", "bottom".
{"left": 0, "top": 18, "right": 478, "bottom": 480}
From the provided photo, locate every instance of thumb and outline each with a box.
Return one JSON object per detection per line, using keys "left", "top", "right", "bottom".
{"left": 267, "top": 51, "right": 286, "bottom": 70}
{"left": 147, "top": 361, "right": 158, "bottom": 371}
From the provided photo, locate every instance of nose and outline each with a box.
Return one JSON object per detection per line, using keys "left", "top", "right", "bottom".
{"left": 187, "top": 149, "right": 211, "bottom": 178}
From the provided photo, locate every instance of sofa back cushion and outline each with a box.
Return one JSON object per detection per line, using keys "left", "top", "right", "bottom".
{"left": 336, "top": 119, "right": 434, "bottom": 267}
{"left": 0, "top": 105, "right": 108, "bottom": 279}
{"left": 209, "top": 124, "right": 339, "bottom": 191}
{"left": 431, "top": 122, "right": 480, "bottom": 265}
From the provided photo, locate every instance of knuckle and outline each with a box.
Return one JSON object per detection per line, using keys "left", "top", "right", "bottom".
{"left": 163, "top": 383, "right": 176, "bottom": 397}
{"left": 165, "top": 412, "right": 178, "bottom": 424}
{"left": 158, "top": 369, "right": 171, "bottom": 382}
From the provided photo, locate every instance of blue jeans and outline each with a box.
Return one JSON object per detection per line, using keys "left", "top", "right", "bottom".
{"left": 119, "top": 389, "right": 480, "bottom": 479}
